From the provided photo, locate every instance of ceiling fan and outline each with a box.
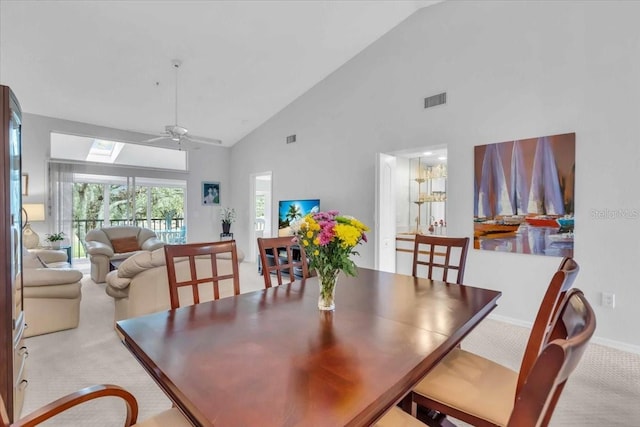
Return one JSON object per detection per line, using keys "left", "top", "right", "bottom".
{"left": 145, "top": 60, "right": 222, "bottom": 149}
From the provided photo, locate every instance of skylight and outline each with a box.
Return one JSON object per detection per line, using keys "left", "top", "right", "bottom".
{"left": 50, "top": 132, "right": 187, "bottom": 171}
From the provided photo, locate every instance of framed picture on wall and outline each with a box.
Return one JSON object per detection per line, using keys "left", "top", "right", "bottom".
{"left": 202, "top": 181, "right": 220, "bottom": 206}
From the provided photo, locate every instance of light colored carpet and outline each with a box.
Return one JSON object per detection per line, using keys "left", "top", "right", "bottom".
{"left": 21, "top": 262, "right": 640, "bottom": 426}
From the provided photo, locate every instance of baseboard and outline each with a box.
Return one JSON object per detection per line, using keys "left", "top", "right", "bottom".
{"left": 488, "top": 313, "right": 640, "bottom": 355}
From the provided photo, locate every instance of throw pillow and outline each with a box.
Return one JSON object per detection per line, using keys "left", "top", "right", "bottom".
{"left": 111, "top": 236, "right": 140, "bottom": 253}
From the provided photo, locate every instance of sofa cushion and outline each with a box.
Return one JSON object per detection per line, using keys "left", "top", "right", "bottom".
{"left": 111, "top": 236, "right": 141, "bottom": 253}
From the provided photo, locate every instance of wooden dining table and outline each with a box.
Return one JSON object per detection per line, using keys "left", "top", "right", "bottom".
{"left": 116, "top": 267, "right": 501, "bottom": 427}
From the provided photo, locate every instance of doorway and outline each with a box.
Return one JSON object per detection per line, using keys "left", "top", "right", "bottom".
{"left": 249, "top": 172, "right": 272, "bottom": 262}
{"left": 375, "top": 146, "right": 448, "bottom": 273}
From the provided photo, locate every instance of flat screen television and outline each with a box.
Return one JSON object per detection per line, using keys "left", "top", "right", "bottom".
{"left": 278, "top": 199, "right": 320, "bottom": 236}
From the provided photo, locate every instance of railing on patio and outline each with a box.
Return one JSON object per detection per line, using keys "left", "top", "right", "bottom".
{"left": 72, "top": 218, "right": 186, "bottom": 259}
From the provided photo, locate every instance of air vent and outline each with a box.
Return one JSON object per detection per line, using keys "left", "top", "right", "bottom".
{"left": 286, "top": 134, "right": 296, "bottom": 144}
{"left": 424, "top": 92, "right": 447, "bottom": 109}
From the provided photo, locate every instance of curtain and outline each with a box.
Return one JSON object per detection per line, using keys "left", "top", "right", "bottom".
{"left": 48, "top": 162, "right": 75, "bottom": 244}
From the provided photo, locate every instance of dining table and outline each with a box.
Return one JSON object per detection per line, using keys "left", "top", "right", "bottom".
{"left": 116, "top": 267, "right": 501, "bottom": 427}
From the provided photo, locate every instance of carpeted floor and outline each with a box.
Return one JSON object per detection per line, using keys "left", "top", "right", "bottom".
{"left": 21, "top": 261, "right": 640, "bottom": 426}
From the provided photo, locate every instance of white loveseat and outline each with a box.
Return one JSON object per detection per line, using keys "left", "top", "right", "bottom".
{"left": 85, "top": 226, "right": 165, "bottom": 283}
{"left": 105, "top": 247, "right": 250, "bottom": 324}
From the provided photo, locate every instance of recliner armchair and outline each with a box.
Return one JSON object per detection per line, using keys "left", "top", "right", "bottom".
{"left": 20, "top": 248, "right": 83, "bottom": 338}
{"left": 85, "top": 226, "right": 165, "bottom": 283}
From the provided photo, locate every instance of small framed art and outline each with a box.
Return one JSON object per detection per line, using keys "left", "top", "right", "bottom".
{"left": 202, "top": 181, "right": 220, "bottom": 206}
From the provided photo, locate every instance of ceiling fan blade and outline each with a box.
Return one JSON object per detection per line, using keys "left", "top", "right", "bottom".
{"left": 143, "top": 136, "right": 170, "bottom": 143}
{"left": 186, "top": 135, "right": 223, "bottom": 146}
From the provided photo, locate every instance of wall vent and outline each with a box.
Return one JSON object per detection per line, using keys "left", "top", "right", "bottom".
{"left": 424, "top": 92, "right": 447, "bottom": 109}
{"left": 286, "top": 134, "right": 297, "bottom": 144}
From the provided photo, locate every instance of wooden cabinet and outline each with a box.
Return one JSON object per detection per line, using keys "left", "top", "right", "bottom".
{"left": 13, "top": 313, "right": 27, "bottom": 418}
{"left": 0, "top": 84, "right": 26, "bottom": 421}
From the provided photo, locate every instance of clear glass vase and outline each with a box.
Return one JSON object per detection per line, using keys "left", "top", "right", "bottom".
{"left": 317, "top": 269, "right": 339, "bottom": 311}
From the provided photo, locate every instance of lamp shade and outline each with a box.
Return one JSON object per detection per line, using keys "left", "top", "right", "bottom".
{"left": 23, "top": 203, "right": 45, "bottom": 222}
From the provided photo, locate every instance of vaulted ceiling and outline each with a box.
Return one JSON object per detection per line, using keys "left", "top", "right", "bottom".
{"left": 0, "top": 0, "right": 442, "bottom": 147}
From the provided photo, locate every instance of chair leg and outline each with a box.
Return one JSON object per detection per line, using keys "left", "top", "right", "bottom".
{"left": 399, "top": 393, "right": 414, "bottom": 414}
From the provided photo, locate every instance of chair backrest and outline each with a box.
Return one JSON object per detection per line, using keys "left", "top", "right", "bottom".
{"left": 257, "top": 236, "right": 309, "bottom": 288}
{"left": 508, "top": 288, "right": 596, "bottom": 426}
{"left": 164, "top": 240, "right": 240, "bottom": 309}
{"left": 411, "top": 235, "right": 470, "bottom": 284}
{"left": 517, "top": 257, "right": 579, "bottom": 396}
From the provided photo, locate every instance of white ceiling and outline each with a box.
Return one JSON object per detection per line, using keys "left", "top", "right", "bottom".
{"left": 0, "top": 0, "right": 442, "bottom": 147}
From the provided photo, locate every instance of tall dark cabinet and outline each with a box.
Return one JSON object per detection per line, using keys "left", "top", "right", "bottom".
{"left": 0, "top": 85, "right": 26, "bottom": 421}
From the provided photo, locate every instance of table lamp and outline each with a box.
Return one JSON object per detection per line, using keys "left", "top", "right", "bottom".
{"left": 22, "top": 203, "right": 46, "bottom": 249}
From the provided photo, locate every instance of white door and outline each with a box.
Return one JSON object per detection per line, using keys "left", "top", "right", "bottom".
{"left": 375, "top": 153, "right": 396, "bottom": 272}
{"left": 249, "top": 172, "right": 272, "bottom": 262}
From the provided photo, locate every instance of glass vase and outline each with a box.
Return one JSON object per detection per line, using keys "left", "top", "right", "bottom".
{"left": 317, "top": 269, "right": 339, "bottom": 311}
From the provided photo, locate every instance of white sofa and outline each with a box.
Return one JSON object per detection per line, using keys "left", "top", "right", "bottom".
{"left": 85, "top": 226, "right": 165, "bottom": 283}
{"left": 105, "top": 247, "right": 250, "bottom": 324}
{"left": 20, "top": 249, "right": 83, "bottom": 337}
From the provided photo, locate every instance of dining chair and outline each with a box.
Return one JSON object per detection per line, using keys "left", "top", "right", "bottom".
{"left": 0, "top": 383, "right": 191, "bottom": 427}
{"left": 377, "top": 287, "right": 595, "bottom": 427}
{"left": 257, "top": 236, "right": 310, "bottom": 288}
{"left": 410, "top": 257, "right": 582, "bottom": 427}
{"left": 412, "top": 235, "right": 470, "bottom": 284}
{"left": 164, "top": 240, "right": 240, "bottom": 309}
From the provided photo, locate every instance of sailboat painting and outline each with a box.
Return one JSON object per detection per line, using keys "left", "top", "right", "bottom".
{"left": 473, "top": 133, "right": 575, "bottom": 257}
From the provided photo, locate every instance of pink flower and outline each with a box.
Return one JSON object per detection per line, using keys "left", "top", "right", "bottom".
{"left": 314, "top": 211, "right": 337, "bottom": 221}
{"left": 361, "top": 233, "right": 368, "bottom": 243}
{"left": 318, "top": 226, "right": 335, "bottom": 246}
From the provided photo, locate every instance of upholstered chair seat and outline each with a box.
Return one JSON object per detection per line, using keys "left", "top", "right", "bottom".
{"left": 412, "top": 347, "right": 518, "bottom": 425}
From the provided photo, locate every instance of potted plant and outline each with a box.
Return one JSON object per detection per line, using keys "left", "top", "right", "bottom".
{"left": 220, "top": 207, "right": 236, "bottom": 234}
{"left": 45, "top": 231, "right": 65, "bottom": 249}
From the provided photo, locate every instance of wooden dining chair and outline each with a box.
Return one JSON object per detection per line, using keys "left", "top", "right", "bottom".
{"left": 164, "top": 240, "right": 240, "bottom": 309}
{"left": 257, "top": 236, "right": 310, "bottom": 288}
{"left": 412, "top": 235, "right": 470, "bottom": 284}
{"left": 0, "top": 383, "right": 191, "bottom": 427}
{"left": 377, "top": 287, "right": 595, "bottom": 427}
{"left": 410, "top": 257, "right": 582, "bottom": 427}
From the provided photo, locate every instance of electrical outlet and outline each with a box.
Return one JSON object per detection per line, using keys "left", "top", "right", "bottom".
{"left": 601, "top": 292, "right": 615, "bottom": 309}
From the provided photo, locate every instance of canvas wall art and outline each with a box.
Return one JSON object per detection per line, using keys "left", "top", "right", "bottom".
{"left": 202, "top": 181, "right": 220, "bottom": 206}
{"left": 473, "top": 132, "right": 575, "bottom": 257}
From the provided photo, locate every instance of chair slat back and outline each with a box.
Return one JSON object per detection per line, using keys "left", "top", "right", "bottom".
{"left": 517, "top": 257, "right": 579, "bottom": 396}
{"left": 257, "top": 236, "right": 310, "bottom": 288}
{"left": 164, "top": 241, "right": 240, "bottom": 309}
{"left": 412, "top": 235, "right": 470, "bottom": 284}
{"left": 508, "top": 288, "right": 596, "bottom": 427}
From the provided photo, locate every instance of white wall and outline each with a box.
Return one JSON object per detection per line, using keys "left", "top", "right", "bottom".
{"left": 229, "top": 1, "right": 640, "bottom": 350}
{"left": 21, "top": 113, "right": 231, "bottom": 244}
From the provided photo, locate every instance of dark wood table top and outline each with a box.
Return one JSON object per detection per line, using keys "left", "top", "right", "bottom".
{"left": 116, "top": 268, "right": 501, "bottom": 427}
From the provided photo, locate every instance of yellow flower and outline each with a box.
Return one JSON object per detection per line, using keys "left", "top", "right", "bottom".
{"left": 349, "top": 218, "right": 370, "bottom": 232}
{"left": 334, "top": 223, "right": 361, "bottom": 247}
{"left": 302, "top": 239, "right": 309, "bottom": 246}
{"left": 306, "top": 231, "right": 313, "bottom": 239}
{"left": 313, "top": 238, "right": 320, "bottom": 245}
{"left": 313, "top": 250, "right": 319, "bottom": 256}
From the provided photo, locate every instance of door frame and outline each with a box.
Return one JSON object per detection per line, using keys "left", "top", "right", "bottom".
{"left": 249, "top": 171, "right": 272, "bottom": 263}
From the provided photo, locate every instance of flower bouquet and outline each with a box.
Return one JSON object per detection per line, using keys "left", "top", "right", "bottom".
{"left": 291, "top": 210, "right": 369, "bottom": 310}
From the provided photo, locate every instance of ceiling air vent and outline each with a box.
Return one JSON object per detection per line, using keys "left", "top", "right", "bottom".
{"left": 286, "top": 134, "right": 297, "bottom": 144}
{"left": 424, "top": 92, "right": 447, "bottom": 109}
